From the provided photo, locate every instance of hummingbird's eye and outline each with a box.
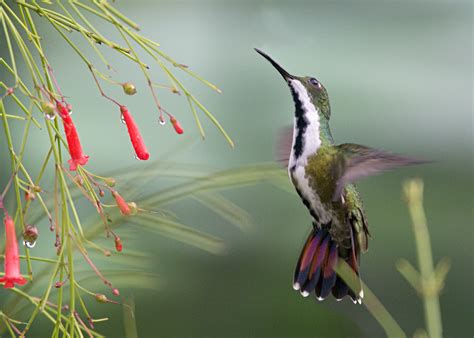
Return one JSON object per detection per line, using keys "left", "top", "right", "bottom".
{"left": 309, "top": 78, "right": 320, "bottom": 88}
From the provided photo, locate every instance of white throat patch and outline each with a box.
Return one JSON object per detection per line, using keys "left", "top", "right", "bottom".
{"left": 288, "top": 79, "right": 321, "bottom": 168}
{"left": 288, "top": 79, "right": 329, "bottom": 224}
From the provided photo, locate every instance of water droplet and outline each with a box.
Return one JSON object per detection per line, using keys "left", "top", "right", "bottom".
{"left": 23, "top": 240, "right": 36, "bottom": 248}
{"left": 159, "top": 119, "right": 166, "bottom": 126}
{"left": 120, "top": 114, "right": 126, "bottom": 124}
{"left": 134, "top": 155, "right": 140, "bottom": 160}
{"left": 45, "top": 113, "right": 56, "bottom": 121}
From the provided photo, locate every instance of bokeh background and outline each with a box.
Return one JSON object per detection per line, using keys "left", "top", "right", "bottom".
{"left": 1, "top": 0, "right": 472, "bottom": 337}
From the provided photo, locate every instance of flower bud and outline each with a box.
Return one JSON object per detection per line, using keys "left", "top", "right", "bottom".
{"left": 104, "top": 178, "right": 116, "bottom": 187}
{"left": 128, "top": 202, "right": 138, "bottom": 216}
{"left": 41, "top": 101, "right": 55, "bottom": 116}
{"left": 170, "top": 116, "right": 184, "bottom": 135}
{"left": 25, "top": 191, "right": 35, "bottom": 201}
{"left": 56, "top": 101, "right": 89, "bottom": 171}
{"left": 23, "top": 224, "right": 39, "bottom": 243}
{"left": 114, "top": 237, "right": 123, "bottom": 252}
{"left": 95, "top": 294, "right": 108, "bottom": 303}
{"left": 120, "top": 106, "right": 150, "bottom": 160}
{"left": 112, "top": 288, "right": 120, "bottom": 296}
{"left": 32, "top": 185, "right": 42, "bottom": 193}
{"left": 122, "top": 82, "right": 137, "bottom": 95}
{"left": 112, "top": 191, "right": 131, "bottom": 216}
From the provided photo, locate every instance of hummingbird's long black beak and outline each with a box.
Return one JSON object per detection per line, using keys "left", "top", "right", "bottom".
{"left": 255, "top": 48, "right": 294, "bottom": 80}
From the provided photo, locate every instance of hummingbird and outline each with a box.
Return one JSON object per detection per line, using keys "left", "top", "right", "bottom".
{"left": 255, "top": 48, "right": 427, "bottom": 303}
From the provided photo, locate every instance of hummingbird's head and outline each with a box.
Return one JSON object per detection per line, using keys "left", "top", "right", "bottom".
{"left": 255, "top": 48, "right": 331, "bottom": 120}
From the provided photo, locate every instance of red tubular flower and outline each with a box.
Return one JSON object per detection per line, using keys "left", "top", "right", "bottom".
{"left": 0, "top": 214, "right": 27, "bottom": 288}
{"left": 56, "top": 102, "right": 89, "bottom": 171}
{"left": 120, "top": 106, "right": 149, "bottom": 161}
{"left": 170, "top": 116, "right": 184, "bottom": 135}
{"left": 114, "top": 237, "right": 123, "bottom": 252}
{"left": 112, "top": 191, "right": 131, "bottom": 216}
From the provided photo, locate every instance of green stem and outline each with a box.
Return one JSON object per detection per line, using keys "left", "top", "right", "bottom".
{"left": 57, "top": 0, "right": 111, "bottom": 69}
{"left": 0, "top": 8, "right": 18, "bottom": 83}
{"left": 335, "top": 260, "right": 406, "bottom": 338}
{"left": 403, "top": 179, "right": 443, "bottom": 338}
{"left": 0, "top": 101, "right": 34, "bottom": 277}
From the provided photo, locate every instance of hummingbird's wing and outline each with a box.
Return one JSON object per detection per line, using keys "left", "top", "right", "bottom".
{"left": 332, "top": 143, "right": 428, "bottom": 201}
{"left": 275, "top": 126, "right": 293, "bottom": 167}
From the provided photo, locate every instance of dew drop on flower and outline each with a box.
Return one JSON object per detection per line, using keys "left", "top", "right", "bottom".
{"left": 159, "top": 119, "right": 166, "bottom": 126}
{"left": 23, "top": 240, "right": 36, "bottom": 248}
{"left": 120, "top": 114, "right": 126, "bottom": 124}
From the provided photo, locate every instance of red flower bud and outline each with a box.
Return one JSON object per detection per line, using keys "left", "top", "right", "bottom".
{"left": 0, "top": 214, "right": 27, "bottom": 288}
{"left": 112, "top": 191, "right": 131, "bottom": 216}
{"left": 170, "top": 116, "right": 183, "bottom": 135}
{"left": 120, "top": 106, "right": 150, "bottom": 161}
{"left": 114, "top": 236, "right": 123, "bottom": 252}
{"left": 56, "top": 102, "right": 89, "bottom": 171}
{"left": 112, "top": 288, "right": 120, "bottom": 296}
{"left": 25, "top": 190, "right": 35, "bottom": 201}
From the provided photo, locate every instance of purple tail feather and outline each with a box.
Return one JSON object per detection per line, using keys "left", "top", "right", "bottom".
{"left": 293, "top": 227, "right": 363, "bottom": 303}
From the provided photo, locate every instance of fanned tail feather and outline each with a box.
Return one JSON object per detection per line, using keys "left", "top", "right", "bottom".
{"left": 293, "top": 226, "right": 363, "bottom": 303}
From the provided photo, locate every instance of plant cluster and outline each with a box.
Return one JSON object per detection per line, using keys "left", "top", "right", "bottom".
{"left": 0, "top": 0, "right": 233, "bottom": 336}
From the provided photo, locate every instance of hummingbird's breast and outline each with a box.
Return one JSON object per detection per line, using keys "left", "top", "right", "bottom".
{"left": 289, "top": 164, "right": 333, "bottom": 226}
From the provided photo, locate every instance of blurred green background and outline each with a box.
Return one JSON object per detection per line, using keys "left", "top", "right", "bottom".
{"left": 1, "top": 0, "right": 472, "bottom": 337}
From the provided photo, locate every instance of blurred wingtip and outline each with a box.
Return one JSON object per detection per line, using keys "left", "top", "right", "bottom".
{"left": 274, "top": 126, "right": 293, "bottom": 168}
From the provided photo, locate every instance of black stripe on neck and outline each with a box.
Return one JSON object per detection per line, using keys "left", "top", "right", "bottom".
{"left": 290, "top": 85, "right": 308, "bottom": 159}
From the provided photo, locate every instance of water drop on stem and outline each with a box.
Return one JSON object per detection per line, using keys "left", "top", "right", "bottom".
{"left": 23, "top": 240, "right": 36, "bottom": 248}
{"left": 45, "top": 113, "right": 56, "bottom": 121}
